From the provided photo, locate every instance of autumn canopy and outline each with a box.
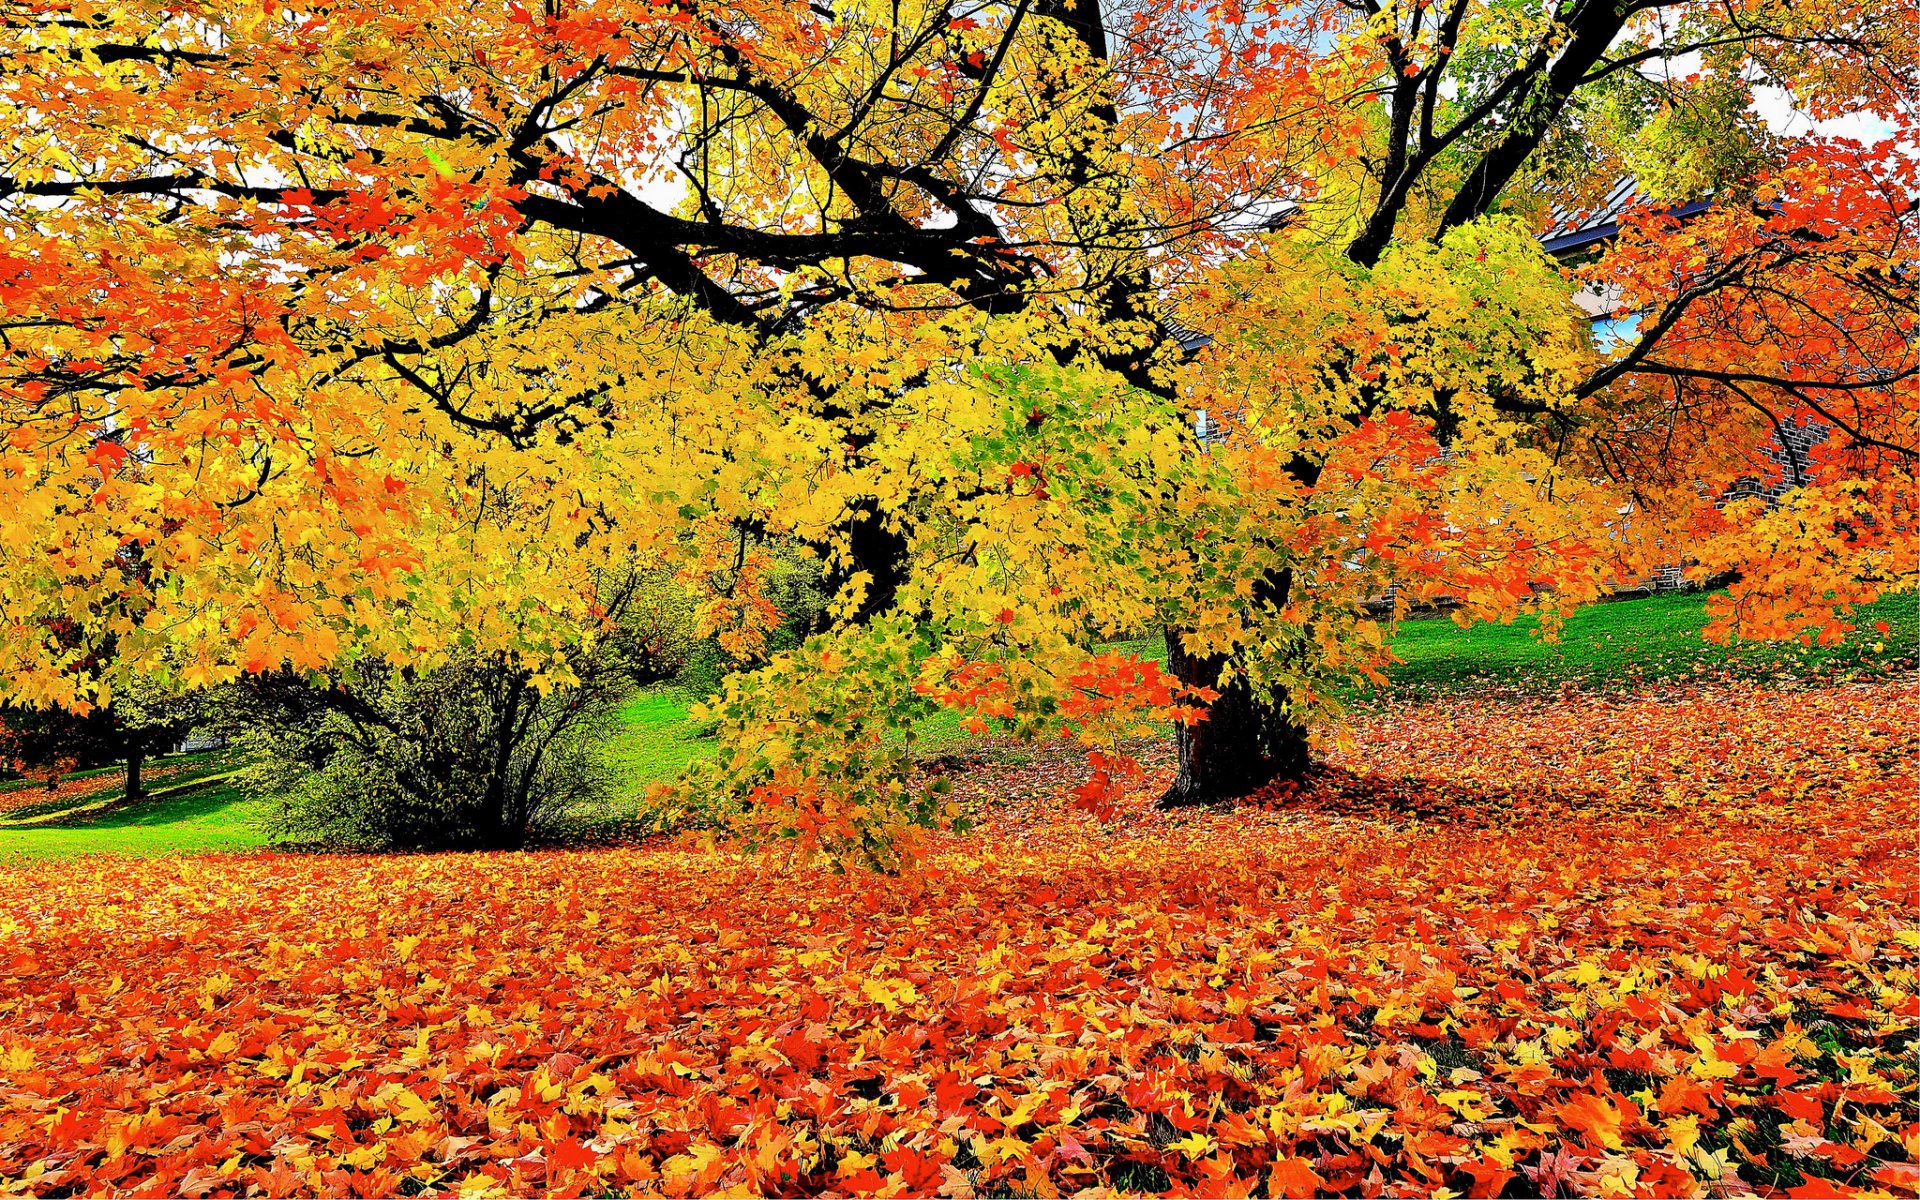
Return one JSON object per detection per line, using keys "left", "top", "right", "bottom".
{"left": 0, "top": 0, "right": 1917, "bottom": 1194}
{"left": 0, "top": 0, "right": 1914, "bottom": 851}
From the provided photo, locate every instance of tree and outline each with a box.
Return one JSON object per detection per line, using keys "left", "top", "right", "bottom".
{"left": 234, "top": 655, "right": 618, "bottom": 850}
{"left": 0, "top": 704, "right": 114, "bottom": 791}
{"left": 105, "top": 676, "right": 201, "bottom": 799}
{"left": 0, "top": 0, "right": 1911, "bottom": 848}
{"left": 0, "top": 680, "right": 197, "bottom": 800}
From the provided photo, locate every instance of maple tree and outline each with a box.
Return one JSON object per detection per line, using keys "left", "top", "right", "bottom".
{"left": 1, "top": 679, "right": 1913, "bottom": 1196}
{"left": 0, "top": 0, "right": 1913, "bottom": 850}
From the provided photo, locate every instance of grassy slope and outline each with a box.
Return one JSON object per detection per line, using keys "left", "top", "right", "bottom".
{"left": 0, "top": 761, "right": 122, "bottom": 794}
{"left": 0, "top": 784, "right": 266, "bottom": 861}
{"left": 7, "top": 588, "right": 1913, "bottom": 860}
{"left": 602, "top": 692, "right": 712, "bottom": 789}
{"left": 1381, "top": 590, "right": 1917, "bottom": 695}
{"left": 598, "top": 590, "right": 1915, "bottom": 781}
{"left": 0, "top": 750, "right": 246, "bottom": 823}
{"left": 598, "top": 673, "right": 1037, "bottom": 792}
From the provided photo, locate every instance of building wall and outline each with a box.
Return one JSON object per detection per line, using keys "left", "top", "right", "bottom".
{"left": 1724, "top": 416, "right": 1829, "bottom": 505}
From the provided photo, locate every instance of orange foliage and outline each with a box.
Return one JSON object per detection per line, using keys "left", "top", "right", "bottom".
{"left": 1575, "top": 141, "right": 1918, "bottom": 644}
{"left": 2, "top": 680, "right": 1915, "bottom": 1197}
{"left": 920, "top": 651, "right": 1213, "bottom": 820}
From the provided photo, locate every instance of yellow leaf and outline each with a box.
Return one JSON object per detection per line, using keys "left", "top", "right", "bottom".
{"left": 392, "top": 1087, "right": 435, "bottom": 1125}
{"left": 1665, "top": 1115, "right": 1701, "bottom": 1158}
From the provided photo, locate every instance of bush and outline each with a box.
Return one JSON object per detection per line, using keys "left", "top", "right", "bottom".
{"left": 224, "top": 552, "right": 830, "bottom": 851}
{"left": 248, "top": 657, "right": 624, "bottom": 851}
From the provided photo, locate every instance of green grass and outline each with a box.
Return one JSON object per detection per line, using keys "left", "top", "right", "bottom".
{"left": 0, "top": 783, "right": 268, "bottom": 861}
{"left": 0, "top": 749, "right": 249, "bottom": 824}
{"left": 603, "top": 691, "right": 713, "bottom": 789}
{"left": 598, "top": 685, "right": 1016, "bottom": 798}
{"left": 1377, "top": 589, "right": 1917, "bottom": 695}
{"left": 597, "top": 590, "right": 1916, "bottom": 792}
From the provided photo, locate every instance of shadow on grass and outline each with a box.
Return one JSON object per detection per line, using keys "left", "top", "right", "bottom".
{"left": 0, "top": 783, "right": 268, "bottom": 860}
{"left": 56, "top": 784, "right": 249, "bottom": 829}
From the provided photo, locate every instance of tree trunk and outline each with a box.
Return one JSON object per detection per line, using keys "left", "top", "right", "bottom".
{"left": 125, "top": 741, "right": 143, "bottom": 800}
{"left": 1158, "top": 629, "right": 1311, "bottom": 807}
{"left": 1433, "top": 7, "right": 1629, "bottom": 238}
{"left": 480, "top": 671, "right": 522, "bottom": 848}
{"left": 819, "top": 498, "right": 909, "bottom": 630}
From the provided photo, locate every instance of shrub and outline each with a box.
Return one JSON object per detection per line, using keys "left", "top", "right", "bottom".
{"left": 249, "top": 657, "right": 623, "bottom": 851}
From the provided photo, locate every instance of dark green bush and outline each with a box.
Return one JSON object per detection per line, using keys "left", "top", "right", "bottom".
{"left": 250, "top": 657, "right": 622, "bottom": 850}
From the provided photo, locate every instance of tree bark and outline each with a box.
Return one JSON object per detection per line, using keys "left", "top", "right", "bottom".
{"left": 1032, "top": 0, "right": 1314, "bottom": 801}
{"left": 1158, "top": 630, "right": 1311, "bottom": 806}
{"left": 124, "top": 740, "right": 143, "bottom": 800}
{"left": 481, "top": 670, "right": 523, "bottom": 848}
{"left": 838, "top": 500, "right": 909, "bottom": 626}
{"left": 1433, "top": 1, "right": 1629, "bottom": 238}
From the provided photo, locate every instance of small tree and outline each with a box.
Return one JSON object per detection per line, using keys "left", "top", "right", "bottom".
{"left": 111, "top": 677, "right": 202, "bottom": 799}
{"left": 241, "top": 660, "right": 607, "bottom": 849}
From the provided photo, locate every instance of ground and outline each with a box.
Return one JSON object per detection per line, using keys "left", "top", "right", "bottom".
{"left": 0, "top": 749, "right": 256, "bottom": 861}
{"left": 0, "top": 593, "right": 1914, "bottom": 1198}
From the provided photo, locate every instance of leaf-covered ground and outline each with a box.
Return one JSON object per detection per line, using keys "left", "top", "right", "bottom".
{"left": 0, "top": 768, "right": 138, "bottom": 819}
{"left": 1, "top": 680, "right": 1914, "bottom": 1198}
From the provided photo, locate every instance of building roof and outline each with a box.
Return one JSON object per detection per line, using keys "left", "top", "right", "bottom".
{"left": 1540, "top": 178, "right": 1711, "bottom": 257}
{"left": 1166, "top": 179, "right": 1712, "bottom": 349}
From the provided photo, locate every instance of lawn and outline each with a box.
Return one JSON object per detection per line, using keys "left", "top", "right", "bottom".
{"left": 1380, "top": 589, "right": 1918, "bottom": 695}
{"left": 600, "top": 677, "right": 1005, "bottom": 793}
{"left": 0, "top": 747, "right": 248, "bottom": 822}
{"left": 0, "top": 784, "right": 267, "bottom": 861}
{"left": 600, "top": 589, "right": 1918, "bottom": 790}
{"left": 602, "top": 691, "right": 714, "bottom": 789}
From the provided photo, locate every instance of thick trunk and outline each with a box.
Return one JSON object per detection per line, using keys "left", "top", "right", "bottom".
{"left": 1159, "top": 629, "right": 1311, "bottom": 807}
{"left": 819, "top": 498, "right": 909, "bottom": 631}
{"left": 480, "top": 672, "right": 522, "bottom": 848}
{"left": 125, "top": 742, "right": 143, "bottom": 800}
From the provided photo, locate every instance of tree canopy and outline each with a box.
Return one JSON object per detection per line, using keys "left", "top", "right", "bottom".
{"left": 1, "top": 0, "right": 1912, "bottom": 856}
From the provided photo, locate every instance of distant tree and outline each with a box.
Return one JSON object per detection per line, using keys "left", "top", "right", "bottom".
{"left": 0, "top": 705, "right": 113, "bottom": 789}
{"left": 109, "top": 677, "right": 203, "bottom": 800}
{"left": 0, "top": 681, "right": 197, "bottom": 799}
